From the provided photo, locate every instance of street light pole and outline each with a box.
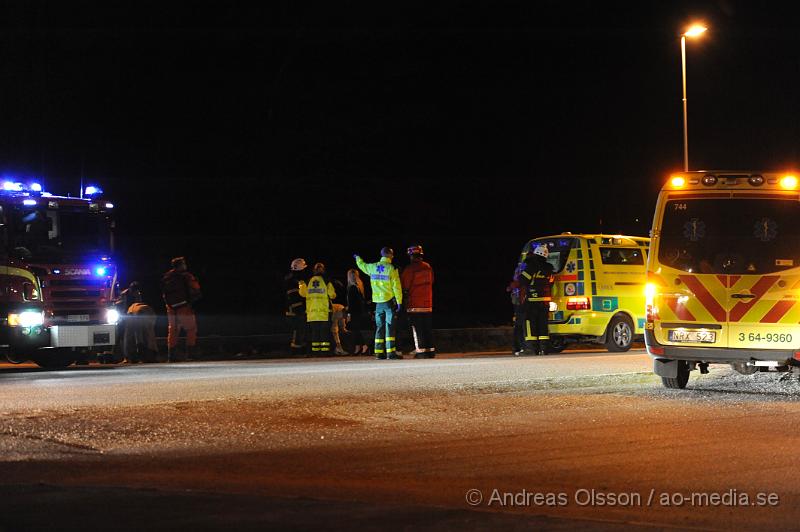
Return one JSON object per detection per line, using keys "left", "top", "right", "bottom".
{"left": 680, "top": 24, "right": 707, "bottom": 172}
{"left": 681, "top": 35, "right": 689, "bottom": 172}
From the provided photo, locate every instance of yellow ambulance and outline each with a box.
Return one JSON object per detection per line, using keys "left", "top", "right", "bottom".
{"left": 521, "top": 233, "right": 650, "bottom": 352}
{"left": 646, "top": 171, "right": 800, "bottom": 388}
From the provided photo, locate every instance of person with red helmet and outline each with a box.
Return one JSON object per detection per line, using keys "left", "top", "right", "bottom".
{"left": 401, "top": 244, "right": 436, "bottom": 358}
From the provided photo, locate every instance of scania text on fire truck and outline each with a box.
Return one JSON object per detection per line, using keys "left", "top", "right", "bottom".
{"left": 647, "top": 171, "right": 800, "bottom": 388}
{"left": 0, "top": 180, "right": 119, "bottom": 368}
{"left": 520, "top": 233, "right": 649, "bottom": 352}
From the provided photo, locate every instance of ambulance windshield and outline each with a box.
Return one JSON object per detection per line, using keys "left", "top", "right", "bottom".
{"left": 659, "top": 198, "right": 800, "bottom": 274}
{"left": 527, "top": 237, "right": 576, "bottom": 273}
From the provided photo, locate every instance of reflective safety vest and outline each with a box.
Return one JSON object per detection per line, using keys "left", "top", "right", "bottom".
{"left": 298, "top": 275, "right": 336, "bottom": 322}
{"left": 355, "top": 256, "right": 403, "bottom": 304}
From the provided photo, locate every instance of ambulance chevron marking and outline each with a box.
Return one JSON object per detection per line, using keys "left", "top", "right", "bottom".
{"left": 679, "top": 275, "right": 726, "bottom": 322}
{"left": 760, "top": 300, "right": 796, "bottom": 324}
{"left": 729, "top": 276, "right": 779, "bottom": 322}
{"left": 665, "top": 296, "right": 696, "bottom": 321}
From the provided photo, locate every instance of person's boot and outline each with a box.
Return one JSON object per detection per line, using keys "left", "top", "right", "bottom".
{"left": 537, "top": 341, "right": 547, "bottom": 356}
{"left": 525, "top": 341, "right": 539, "bottom": 356}
{"left": 167, "top": 348, "right": 175, "bottom": 363}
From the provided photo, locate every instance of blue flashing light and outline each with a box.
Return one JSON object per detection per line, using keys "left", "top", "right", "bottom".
{"left": 95, "top": 266, "right": 107, "bottom": 276}
{"left": 85, "top": 186, "right": 103, "bottom": 196}
{"left": 2, "top": 181, "right": 22, "bottom": 192}
{"left": 52, "top": 268, "right": 61, "bottom": 275}
{"left": 30, "top": 183, "right": 42, "bottom": 192}
{"left": 23, "top": 199, "right": 36, "bottom": 206}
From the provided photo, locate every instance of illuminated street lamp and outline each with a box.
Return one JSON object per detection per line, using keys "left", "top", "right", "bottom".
{"left": 681, "top": 24, "right": 707, "bottom": 171}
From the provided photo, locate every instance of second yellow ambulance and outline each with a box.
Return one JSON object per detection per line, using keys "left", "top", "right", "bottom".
{"left": 521, "top": 233, "right": 650, "bottom": 352}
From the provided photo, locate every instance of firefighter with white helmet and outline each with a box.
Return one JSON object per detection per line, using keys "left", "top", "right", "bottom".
{"left": 285, "top": 257, "right": 310, "bottom": 355}
{"left": 518, "top": 244, "right": 555, "bottom": 355}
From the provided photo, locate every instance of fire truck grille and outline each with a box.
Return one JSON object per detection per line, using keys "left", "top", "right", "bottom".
{"left": 49, "top": 279, "right": 107, "bottom": 288}
{"left": 46, "top": 278, "right": 107, "bottom": 324}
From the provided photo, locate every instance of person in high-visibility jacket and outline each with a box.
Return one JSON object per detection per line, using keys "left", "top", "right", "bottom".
{"left": 298, "top": 262, "right": 337, "bottom": 355}
{"left": 354, "top": 247, "right": 403, "bottom": 360}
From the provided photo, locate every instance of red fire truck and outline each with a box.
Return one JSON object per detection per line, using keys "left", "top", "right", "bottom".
{"left": 0, "top": 181, "right": 119, "bottom": 368}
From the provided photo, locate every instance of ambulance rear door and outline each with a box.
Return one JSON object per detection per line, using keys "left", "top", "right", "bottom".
{"left": 653, "top": 192, "right": 732, "bottom": 348}
{"left": 721, "top": 192, "right": 800, "bottom": 350}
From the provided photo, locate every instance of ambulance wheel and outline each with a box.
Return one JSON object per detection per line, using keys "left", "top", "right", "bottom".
{"left": 605, "top": 314, "right": 634, "bottom": 352}
{"left": 548, "top": 338, "right": 566, "bottom": 353}
{"left": 661, "top": 360, "right": 690, "bottom": 389}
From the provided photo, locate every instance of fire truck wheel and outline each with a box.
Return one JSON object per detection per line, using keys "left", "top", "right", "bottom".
{"left": 6, "top": 349, "right": 29, "bottom": 364}
{"left": 661, "top": 360, "right": 690, "bottom": 389}
{"left": 548, "top": 337, "right": 567, "bottom": 353}
{"left": 32, "top": 352, "right": 76, "bottom": 370}
{"left": 604, "top": 314, "right": 634, "bottom": 352}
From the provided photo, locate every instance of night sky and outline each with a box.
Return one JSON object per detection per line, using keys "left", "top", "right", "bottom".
{"left": 2, "top": 1, "right": 800, "bottom": 332}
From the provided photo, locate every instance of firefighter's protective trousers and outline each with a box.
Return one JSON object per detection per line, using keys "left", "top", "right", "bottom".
{"left": 525, "top": 301, "right": 549, "bottom": 351}
{"left": 167, "top": 304, "right": 197, "bottom": 348}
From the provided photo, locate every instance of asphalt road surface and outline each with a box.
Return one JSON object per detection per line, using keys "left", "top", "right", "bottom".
{"left": 2, "top": 349, "right": 800, "bottom": 531}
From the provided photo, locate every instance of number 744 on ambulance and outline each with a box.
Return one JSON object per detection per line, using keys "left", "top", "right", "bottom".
{"left": 646, "top": 171, "right": 800, "bottom": 388}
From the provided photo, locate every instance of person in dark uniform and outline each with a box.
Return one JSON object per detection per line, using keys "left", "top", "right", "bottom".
{"left": 519, "top": 244, "right": 555, "bottom": 356}
{"left": 285, "top": 258, "right": 310, "bottom": 355}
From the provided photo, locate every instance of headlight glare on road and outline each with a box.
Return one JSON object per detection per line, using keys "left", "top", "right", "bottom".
{"left": 106, "top": 308, "right": 120, "bottom": 325}
{"left": 8, "top": 310, "right": 44, "bottom": 327}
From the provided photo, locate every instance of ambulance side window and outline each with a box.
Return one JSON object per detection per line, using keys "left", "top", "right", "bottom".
{"left": 599, "top": 247, "right": 643, "bottom": 265}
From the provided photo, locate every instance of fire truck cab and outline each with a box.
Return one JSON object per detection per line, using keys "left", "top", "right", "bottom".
{"left": 647, "top": 171, "right": 800, "bottom": 388}
{"left": 0, "top": 182, "right": 119, "bottom": 368}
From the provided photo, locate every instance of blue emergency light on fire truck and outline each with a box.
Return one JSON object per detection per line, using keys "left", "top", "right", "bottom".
{"left": 0, "top": 180, "right": 119, "bottom": 369}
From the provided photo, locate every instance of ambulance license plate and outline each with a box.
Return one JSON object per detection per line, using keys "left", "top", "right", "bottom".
{"left": 668, "top": 330, "right": 716, "bottom": 343}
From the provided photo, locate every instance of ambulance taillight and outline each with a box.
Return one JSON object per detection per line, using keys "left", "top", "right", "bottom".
{"left": 566, "top": 297, "right": 590, "bottom": 310}
{"left": 645, "top": 282, "right": 658, "bottom": 323}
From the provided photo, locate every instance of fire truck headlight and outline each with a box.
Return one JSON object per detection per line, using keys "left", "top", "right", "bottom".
{"left": 8, "top": 310, "right": 44, "bottom": 327}
{"left": 106, "top": 308, "right": 120, "bottom": 325}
